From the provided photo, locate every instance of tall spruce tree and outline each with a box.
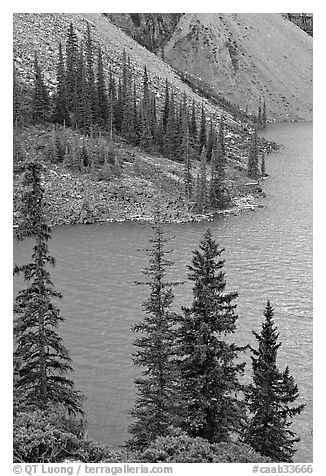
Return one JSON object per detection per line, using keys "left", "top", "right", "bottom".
{"left": 163, "top": 92, "right": 177, "bottom": 158}
{"left": 243, "top": 301, "right": 305, "bottom": 462}
{"left": 247, "top": 129, "right": 259, "bottom": 179}
{"left": 114, "top": 78, "right": 123, "bottom": 133}
{"left": 217, "top": 115, "right": 226, "bottom": 178}
{"left": 14, "top": 162, "right": 84, "bottom": 415}
{"left": 76, "top": 44, "right": 92, "bottom": 134}
{"left": 139, "top": 66, "right": 153, "bottom": 150}
{"left": 196, "top": 147, "right": 208, "bottom": 213}
{"left": 31, "top": 53, "right": 50, "bottom": 124}
{"left": 199, "top": 102, "right": 207, "bottom": 154}
{"left": 128, "top": 212, "right": 181, "bottom": 449}
{"left": 96, "top": 47, "right": 109, "bottom": 128}
{"left": 209, "top": 146, "right": 224, "bottom": 209}
{"left": 177, "top": 94, "right": 189, "bottom": 160}
{"left": 162, "top": 79, "right": 170, "bottom": 136}
{"left": 190, "top": 99, "right": 197, "bottom": 146}
{"left": 175, "top": 229, "right": 246, "bottom": 442}
{"left": 108, "top": 66, "right": 116, "bottom": 140}
{"left": 131, "top": 81, "right": 139, "bottom": 145}
{"left": 257, "top": 105, "right": 262, "bottom": 125}
{"left": 85, "top": 22, "right": 98, "bottom": 124}
{"left": 206, "top": 119, "right": 215, "bottom": 162}
{"left": 53, "top": 43, "right": 70, "bottom": 126}
{"left": 182, "top": 127, "right": 192, "bottom": 200}
{"left": 121, "top": 52, "right": 134, "bottom": 141}
{"left": 150, "top": 92, "right": 158, "bottom": 145}
{"left": 65, "top": 22, "right": 79, "bottom": 120}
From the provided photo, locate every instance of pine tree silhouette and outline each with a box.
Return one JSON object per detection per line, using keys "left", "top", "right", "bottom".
{"left": 31, "top": 53, "right": 50, "bottom": 124}
{"left": 175, "top": 229, "right": 247, "bottom": 442}
{"left": 128, "top": 210, "right": 182, "bottom": 449}
{"left": 199, "top": 102, "right": 207, "bottom": 153}
{"left": 53, "top": 43, "right": 70, "bottom": 126}
{"left": 247, "top": 129, "right": 259, "bottom": 179}
{"left": 65, "top": 22, "right": 79, "bottom": 122}
{"left": 244, "top": 301, "right": 305, "bottom": 462}
{"left": 96, "top": 47, "right": 109, "bottom": 128}
{"left": 14, "top": 162, "right": 84, "bottom": 415}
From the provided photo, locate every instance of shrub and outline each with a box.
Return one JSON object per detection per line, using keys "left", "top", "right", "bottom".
{"left": 97, "top": 163, "right": 112, "bottom": 182}
{"left": 13, "top": 404, "right": 85, "bottom": 463}
{"left": 140, "top": 435, "right": 271, "bottom": 463}
{"left": 77, "top": 441, "right": 142, "bottom": 463}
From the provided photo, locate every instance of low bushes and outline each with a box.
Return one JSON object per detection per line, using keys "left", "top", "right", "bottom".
{"left": 141, "top": 435, "right": 272, "bottom": 463}
{"left": 13, "top": 404, "right": 85, "bottom": 463}
{"left": 14, "top": 407, "right": 270, "bottom": 463}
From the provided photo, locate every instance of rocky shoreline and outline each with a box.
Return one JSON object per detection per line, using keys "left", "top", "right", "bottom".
{"left": 13, "top": 152, "right": 269, "bottom": 229}
{"left": 13, "top": 167, "right": 265, "bottom": 229}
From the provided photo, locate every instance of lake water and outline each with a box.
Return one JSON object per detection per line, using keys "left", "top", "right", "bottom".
{"left": 13, "top": 122, "right": 313, "bottom": 462}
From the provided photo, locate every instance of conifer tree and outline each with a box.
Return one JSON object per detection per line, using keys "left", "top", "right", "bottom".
{"left": 128, "top": 212, "right": 181, "bottom": 449}
{"left": 121, "top": 49, "right": 128, "bottom": 104}
{"left": 163, "top": 92, "right": 177, "bottom": 158}
{"left": 53, "top": 43, "right": 70, "bottom": 126}
{"left": 176, "top": 93, "right": 189, "bottom": 160}
{"left": 121, "top": 52, "right": 134, "bottom": 140}
{"left": 150, "top": 92, "right": 158, "bottom": 145}
{"left": 47, "top": 124, "right": 58, "bottom": 163}
{"left": 108, "top": 67, "right": 116, "bottom": 140}
{"left": 243, "top": 301, "right": 305, "bottom": 462}
{"left": 73, "top": 135, "right": 82, "bottom": 170}
{"left": 142, "top": 65, "right": 150, "bottom": 110}
{"left": 209, "top": 146, "right": 224, "bottom": 209}
{"left": 257, "top": 105, "right": 262, "bottom": 125}
{"left": 216, "top": 115, "right": 226, "bottom": 178}
{"left": 261, "top": 152, "right": 266, "bottom": 176}
{"left": 196, "top": 147, "right": 208, "bottom": 212}
{"left": 131, "top": 81, "right": 139, "bottom": 145}
{"left": 114, "top": 78, "right": 123, "bottom": 133}
{"left": 189, "top": 99, "right": 197, "bottom": 146}
{"left": 139, "top": 104, "right": 153, "bottom": 151}
{"left": 31, "top": 53, "right": 50, "bottom": 124}
{"left": 199, "top": 102, "right": 207, "bottom": 154}
{"left": 14, "top": 162, "right": 84, "bottom": 415}
{"left": 96, "top": 47, "right": 109, "bottom": 128}
{"left": 162, "top": 79, "right": 170, "bottom": 136}
{"left": 81, "top": 139, "right": 89, "bottom": 168}
{"left": 247, "top": 129, "right": 259, "bottom": 179}
{"left": 76, "top": 44, "right": 92, "bottom": 134}
{"left": 262, "top": 100, "right": 267, "bottom": 128}
{"left": 65, "top": 22, "right": 79, "bottom": 120}
{"left": 206, "top": 119, "right": 215, "bottom": 161}
{"left": 139, "top": 65, "right": 153, "bottom": 150}
{"left": 175, "top": 229, "right": 246, "bottom": 442}
{"left": 85, "top": 23, "right": 98, "bottom": 124}
{"left": 182, "top": 127, "right": 192, "bottom": 200}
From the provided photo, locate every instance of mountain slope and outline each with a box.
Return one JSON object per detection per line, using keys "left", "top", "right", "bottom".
{"left": 162, "top": 13, "right": 312, "bottom": 121}
{"left": 13, "top": 13, "right": 238, "bottom": 129}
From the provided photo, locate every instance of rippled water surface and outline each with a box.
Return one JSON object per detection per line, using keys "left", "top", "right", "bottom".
{"left": 13, "top": 122, "right": 312, "bottom": 461}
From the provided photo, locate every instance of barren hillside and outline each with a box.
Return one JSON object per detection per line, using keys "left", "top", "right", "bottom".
{"left": 163, "top": 13, "right": 312, "bottom": 121}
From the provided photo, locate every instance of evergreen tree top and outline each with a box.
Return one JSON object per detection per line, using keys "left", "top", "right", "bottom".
{"left": 188, "top": 228, "right": 226, "bottom": 286}
{"left": 251, "top": 300, "right": 281, "bottom": 366}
